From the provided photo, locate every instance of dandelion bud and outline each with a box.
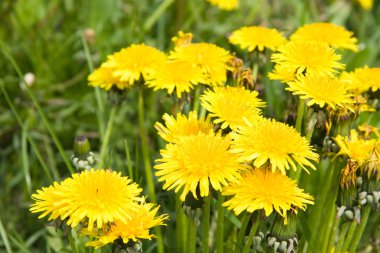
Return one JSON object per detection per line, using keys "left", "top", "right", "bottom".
{"left": 71, "top": 136, "right": 96, "bottom": 171}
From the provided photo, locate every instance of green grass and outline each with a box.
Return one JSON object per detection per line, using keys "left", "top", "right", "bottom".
{"left": 1, "top": 0, "right": 380, "bottom": 252}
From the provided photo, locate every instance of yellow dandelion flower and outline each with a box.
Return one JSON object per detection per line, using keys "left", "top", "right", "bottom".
{"left": 335, "top": 130, "right": 376, "bottom": 166}
{"left": 102, "top": 44, "right": 166, "bottom": 85}
{"left": 84, "top": 201, "right": 168, "bottom": 248}
{"left": 340, "top": 66, "right": 380, "bottom": 93}
{"left": 207, "top": 0, "right": 238, "bottom": 10}
{"left": 155, "top": 111, "right": 214, "bottom": 143}
{"left": 268, "top": 64, "right": 298, "bottom": 82}
{"left": 223, "top": 168, "right": 314, "bottom": 220}
{"left": 270, "top": 41, "right": 345, "bottom": 82}
{"left": 155, "top": 133, "right": 245, "bottom": 201}
{"left": 30, "top": 169, "right": 142, "bottom": 231}
{"left": 169, "top": 43, "right": 232, "bottom": 86}
{"left": 358, "top": 0, "right": 373, "bottom": 10}
{"left": 230, "top": 118, "right": 319, "bottom": 174}
{"left": 88, "top": 65, "right": 130, "bottom": 90}
{"left": 145, "top": 61, "right": 205, "bottom": 97}
{"left": 229, "top": 26, "right": 287, "bottom": 52}
{"left": 286, "top": 74, "right": 354, "bottom": 110}
{"left": 200, "top": 86, "right": 265, "bottom": 130}
{"left": 172, "top": 31, "right": 193, "bottom": 47}
{"left": 290, "top": 23, "right": 358, "bottom": 52}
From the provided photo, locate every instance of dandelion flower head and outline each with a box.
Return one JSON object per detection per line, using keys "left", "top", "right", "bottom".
{"left": 290, "top": 22, "right": 358, "bottom": 52}
{"left": 102, "top": 44, "right": 166, "bottom": 85}
{"left": 335, "top": 129, "right": 377, "bottom": 166}
{"left": 229, "top": 26, "right": 287, "bottom": 52}
{"left": 85, "top": 201, "right": 168, "bottom": 248}
{"left": 340, "top": 66, "right": 380, "bottom": 94}
{"left": 230, "top": 118, "right": 319, "bottom": 174}
{"left": 270, "top": 41, "right": 345, "bottom": 81}
{"left": 169, "top": 43, "right": 232, "bottom": 86}
{"left": 223, "top": 168, "right": 314, "bottom": 221}
{"left": 358, "top": 0, "right": 374, "bottom": 10}
{"left": 155, "top": 111, "right": 214, "bottom": 143}
{"left": 172, "top": 31, "right": 193, "bottom": 47}
{"left": 207, "top": 0, "right": 238, "bottom": 10}
{"left": 155, "top": 133, "right": 245, "bottom": 201}
{"left": 201, "top": 86, "right": 265, "bottom": 130}
{"left": 146, "top": 60, "right": 205, "bottom": 97}
{"left": 30, "top": 169, "right": 142, "bottom": 230}
{"left": 88, "top": 65, "right": 130, "bottom": 90}
{"left": 286, "top": 74, "right": 354, "bottom": 110}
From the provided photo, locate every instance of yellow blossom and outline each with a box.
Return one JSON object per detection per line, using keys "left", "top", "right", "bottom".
{"left": 207, "top": 0, "right": 238, "bottom": 10}
{"left": 155, "top": 111, "right": 214, "bottom": 143}
{"left": 286, "top": 74, "right": 354, "bottom": 110}
{"left": 230, "top": 118, "right": 319, "bottom": 174}
{"left": 270, "top": 41, "right": 345, "bottom": 82}
{"left": 200, "top": 86, "right": 265, "bottom": 130}
{"left": 30, "top": 169, "right": 142, "bottom": 231}
{"left": 169, "top": 43, "right": 232, "bottom": 86}
{"left": 155, "top": 133, "right": 245, "bottom": 201}
{"left": 290, "top": 22, "right": 358, "bottom": 52}
{"left": 223, "top": 168, "right": 314, "bottom": 220}
{"left": 102, "top": 44, "right": 166, "bottom": 85}
{"left": 229, "top": 26, "right": 287, "bottom": 52}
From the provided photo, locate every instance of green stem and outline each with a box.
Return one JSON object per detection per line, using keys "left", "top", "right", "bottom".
{"left": 326, "top": 215, "right": 339, "bottom": 253}
{"left": 138, "top": 87, "right": 156, "bottom": 202}
{"left": 187, "top": 219, "right": 197, "bottom": 253}
{"left": 81, "top": 32, "right": 105, "bottom": 141}
{"left": 295, "top": 99, "right": 305, "bottom": 134}
{"left": 202, "top": 194, "right": 211, "bottom": 253}
{"left": 0, "top": 40, "right": 74, "bottom": 173}
{"left": 137, "top": 87, "right": 163, "bottom": 253}
{"left": 236, "top": 213, "right": 251, "bottom": 253}
{"left": 99, "top": 106, "right": 117, "bottom": 167}
{"left": 348, "top": 205, "right": 371, "bottom": 252}
{"left": 341, "top": 221, "right": 357, "bottom": 253}
{"left": 319, "top": 194, "right": 338, "bottom": 252}
{"left": 176, "top": 195, "right": 187, "bottom": 252}
{"left": 335, "top": 222, "right": 350, "bottom": 253}
{"left": 242, "top": 218, "right": 261, "bottom": 253}
{"left": 0, "top": 82, "right": 56, "bottom": 181}
{"left": 295, "top": 113, "right": 317, "bottom": 182}
{"left": 67, "top": 230, "right": 78, "bottom": 253}
{"left": 217, "top": 194, "right": 225, "bottom": 253}
{"left": 193, "top": 86, "right": 201, "bottom": 112}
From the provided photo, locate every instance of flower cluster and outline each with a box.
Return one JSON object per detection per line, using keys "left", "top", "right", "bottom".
{"left": 30, "top": 169, "right": 167, "bottom": 248}
{"left": 89, "top": 33, "right": 232, "bottom": 98}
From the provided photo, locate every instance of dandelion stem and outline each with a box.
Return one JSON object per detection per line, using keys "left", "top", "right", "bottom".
{"left": 341, "top": 221, "right": 357, "bottom": 253}
{"left": 193, "top": 86, "right": 201, "bottom": 113}
{"left": 236, "top": 213, "right": 251, "bottom": 253}
{"left": 348, "top": 205, "right": 371, "bottom": 252}
{"left": 67, "top": 230, "right": 78, "bottom": 253}
{"left": 335, "top": 222, "right": 350, "bottom": 253}
{"left": 326, "top": 215, "right": 339, "bottom": 253}
{"left": 202, "top": 194, "right": 211, "bottom": 253}
{"left": 0, "top": 40, "right": 74, "bottom": 173}
{"left": 295, "top": 98, "right": 305, "bottom": 134}
{"left": 99, "top": 106, "right": 117, "bottom": 167}
{"left": 187, "top": 218, "right": 197, "bottom": 253}
{"left": 137, "top": 87, "right": 164, "bottom": 253}
{"left": 138, "top": 87, "right": 156, "bottom": 202}
{"left": 242, "top": 217, "right": 261, "bottom": 253}
{"left": 217, "top": 194, "right": 225, "bottom": 253}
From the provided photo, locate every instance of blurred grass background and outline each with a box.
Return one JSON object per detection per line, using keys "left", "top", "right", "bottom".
{"left": 1, "top": 0, "right": 380, "bottom": 252}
